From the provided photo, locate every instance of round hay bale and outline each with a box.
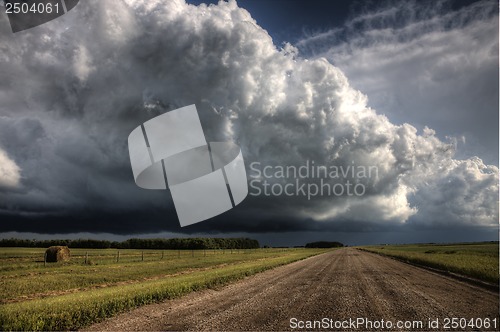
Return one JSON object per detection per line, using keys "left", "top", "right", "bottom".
{"left": 45, "top": 246, "right": 71, "bottom": 263}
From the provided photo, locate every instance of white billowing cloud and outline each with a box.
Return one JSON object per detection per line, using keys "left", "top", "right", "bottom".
{"left": 0, "top": 148, "right": 20, "bottom": 188}
{"left": 297, "top": 0, "right": 499, "bottom": 165}
{"left": 0, "top": 0, "right": 497, "bottom": 232}
{"left": 73, "top": 45, "right": 95, "bottom": 82}
{"left": 410, "top": 157, "right": 499, "bottom": 227}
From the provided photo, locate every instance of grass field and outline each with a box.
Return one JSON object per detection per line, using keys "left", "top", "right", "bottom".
{"left": 360, "top": 242, "right": 499, "bottom": 284}
{"left": 0, "top": 247, "right": 328, "bottom": 331}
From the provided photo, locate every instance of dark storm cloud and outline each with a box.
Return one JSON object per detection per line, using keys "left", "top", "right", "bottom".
{"left": 0, "top": 196, "right": 401, "bottom": 235}
{"left": 0, "top": 0, "right": 497, "bottom": 235}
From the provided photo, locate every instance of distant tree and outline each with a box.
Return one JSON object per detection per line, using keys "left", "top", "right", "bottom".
{"left": 305, "top": 241, "right": 343, "bottom": 248}
{"left": 0, "top": 237, "right": 260, "bottom": 250}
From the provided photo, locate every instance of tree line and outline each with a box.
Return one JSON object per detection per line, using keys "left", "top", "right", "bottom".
{"left": 0, "top": 237, "right": 260, "bottom": 250}
{"left": 305, "top": 241, "right": 344, "bottom": 248}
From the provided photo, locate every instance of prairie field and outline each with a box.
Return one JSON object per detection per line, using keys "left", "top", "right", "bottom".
{"left": 360, "top": 242, "right": 499, "bottom": 284}
{"left": 0, "top": 247, "right": 328, "bottom": 331}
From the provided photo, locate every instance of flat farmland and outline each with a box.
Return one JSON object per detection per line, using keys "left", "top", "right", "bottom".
{"left": 360, "top": 242, "right": 499, "bottom": 284}
{"left": 86, "top": 248, "right": 499, "bottom": 331}
{"left": 0, "top": 247, "right": 327, "bottom": 330}
{"left": 1, "top": 245, "right": 498, "bottom": 331}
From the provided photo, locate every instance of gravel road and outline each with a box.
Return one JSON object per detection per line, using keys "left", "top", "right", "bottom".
{"left": 86, "top": 248, "right": 499, "bottom": 331}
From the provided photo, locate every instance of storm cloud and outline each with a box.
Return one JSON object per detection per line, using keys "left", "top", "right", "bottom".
{"left": 297, "top": 0, "right": 499, "bottom": 165}
{"left": 0, "top": 0, "right": 497, "bottom": 235}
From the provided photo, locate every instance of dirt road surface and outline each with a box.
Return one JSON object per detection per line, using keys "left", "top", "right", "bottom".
{"left": 86, "top": 248, "right": 499, "bottom": 331}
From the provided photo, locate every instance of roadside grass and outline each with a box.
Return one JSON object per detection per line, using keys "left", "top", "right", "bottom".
{"left": 359, "top": 242, "right": 498, "bottom": 284}
{"left": 0, "top": 248, "right": 328, "bottom": 331}
{"left": 0, "top": 248, "right": 293, "bottom": 303}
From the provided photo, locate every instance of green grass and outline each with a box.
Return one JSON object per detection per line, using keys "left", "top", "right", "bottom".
{"left": 360, "top": 242, "right": 499, "bottom": 284}
{"left": 0, "top": 248, "right": 296, "bottom": 302}
{"left": 0, "top": 248, "right": 328, "bottom": 331}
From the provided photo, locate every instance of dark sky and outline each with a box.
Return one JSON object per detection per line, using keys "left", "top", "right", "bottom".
{"left": 0, "top": 0, "right": 497, "bottom": 246}
{"left": 187, "top": 0, "right": 488, "bottom": 44}
{"left": 188, "top": 0, "right": 354, "bottom": 45}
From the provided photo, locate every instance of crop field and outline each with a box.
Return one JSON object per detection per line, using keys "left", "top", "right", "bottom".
{"left": 0, "top": 247, "right": 328, "bottom": 331}
{"left": 360, "top": 242, "right": 499, "bottom": 284}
